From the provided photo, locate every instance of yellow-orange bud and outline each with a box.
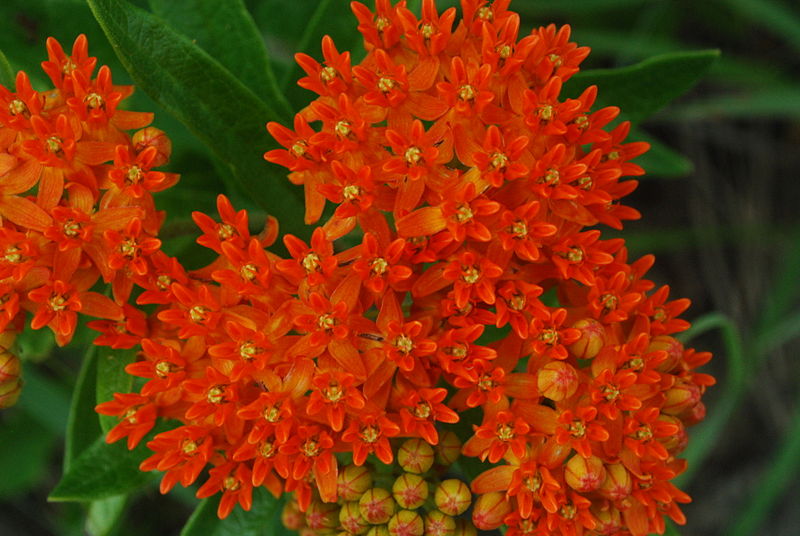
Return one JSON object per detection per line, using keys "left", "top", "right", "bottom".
{"left": 132, "top": 127, "right": 172, "bottom": 167}
{"left": 565, "top": 455, "right": 606, "bottom": 492}
{"left": 305, "top": 500, "right": 340, "bottom": 531}
{"left": 392, "top": 473, "right": 428, "bottom": 509}
{"left": 598, "top": 463, "right": 632, "bottom": 501}
{"left": 282, "top": 498, "right": 306, "bottom": 530}
{"left": 434, "top": 479, "right": 471, "bottom": 516}
{"left": 367, "top": 526, "right": 391, "bottom": 536}
{"left": 647, "top": 335, "right": 684, "bottom": 372}
{"left": 453, "top": 518, "right": 478, "bottom": 536}
{"left": 398, "top": 438, "right": 435, "bottom": 474}
{"left": 339, "top": 464, "right": 374, "bottom": 501}
{"left": 569, "top": 318, "right": 606, "bottom": 359}
{"left": 537, "top": 361, "right": 578, "bottom": 401}
{"left": 340, "top": 501, "right": 369, "bottom": 535}
{"left": 359, "top": 488, "right": 396, "bottom": 524}
{"left": 424, "top": 510, "right": 455, "bottom": 536}
{"left": 388, "top": 510, "right": 424, "bottom": 536}
{"left": 471, "top": 492, "right": 511, "bottom": 530}
{"left": 662, "top": 379, "right": 700, "bottom": 415}
{"left": 592, "top": 505, "right": 622, "bottom": 534}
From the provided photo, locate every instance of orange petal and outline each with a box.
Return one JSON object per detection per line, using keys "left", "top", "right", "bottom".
{"left": 0, "top": 195, "right": 52, "bottom": 231}
{"left": 93, "top": 206, "right": 144, "bottom": 231}
{"left": 327, "top": 339, "right": 366, "bottom": 379}
{"left": 79, "top": 291, "right": 123, "bottom": 320}
{"left": 396, "top": 206, "right": 446, "bottom": 237}
{"left": 76, "top": 141, "right": 117, "bottom": 165}
{"left": 1, "top": 157, "right": 41, "bottom": 195}
{"left": 111, "top": 110, "right": 154, "bottom": 130}
{"left": 471, "top": 465, "right": 515, "bottom": 494}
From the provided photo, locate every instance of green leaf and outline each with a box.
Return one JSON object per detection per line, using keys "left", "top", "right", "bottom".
{"left": 86, "top": 495, "right": 128, "bottom": 536}
{"left": 96, "top": 348, "right": 136, "bottom": 434}
{"left": 180, "top": 487, "right": 287, "bottom": 536}
{"left": 0, "top": 47, "right": 13, "bottom": 88}
{"left": 634, "top": 129, "right": 693, "bottom": 177}
{"left": 65, "top": 346, "right": 102, "bottom": 470}
{"left": 563, "top": 50, "right": 720, "bottom": 125}
{"left": 671, "top": 87, "right": 800, "bottom": 119}
{"left": 0, "top": 409, "right": 58, "bottom": 498}
{"left": 86, "top": 0, "right": 307, "bottom": 239}
{"left": 722, "top": 0, "right": 800, "bottom": 55}
{"left": 50, "top": 430, "right": 159, "bottom": 502}
{"left": 147, "top": 0, "right": 291, "bottom": 118}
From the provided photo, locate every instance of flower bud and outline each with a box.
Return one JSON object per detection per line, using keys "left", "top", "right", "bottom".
{"left": 471, "top": 492, "right": 511, "bottom": 531}
{"left": 647, "top": 335, "right": 684, "bottom": 372}
{"left": 598, "top": 463, "right": 632, "bottom": 501}
{"left": 0, "top": 351, "right": 20, "bottom": 383}
{"left": 282, "top": 497, "right": 306, "bottom": 530}
{"left": 340, "top": 501, "right": 369, "bottom": 535}
{"left": 359, "top": 488, "right": 396, "bottom": 524}
{"left": 0, "top": 375, "right": 22, "bottom": 409}
{"left": 305, "top": 500, "right": 341, "bottom": 532}
{"left": 388, "top": 510, "right": 424, "bottom": 536}
{"left": 662, "top": 379, "right": 700, "bottom": 415}
{"left": 367, "top": 526, "right": 390, "bottom": 536}
{"left": 537, "top": 361, "right": 578, "bottom": 401}
{"left": 565, "top": 455, "right": 606, "bottom": 492}
{"left": 657, "top": 414, "right": 686, "bottom": 452}
{"left": 682, "top": 401, "right": 706, "bottom": 427}
{"left": 0, "top": 331, "right": 16, "bottom": 352}
{"left": 434, "top": 479, "right": 471, "bottom": 516}
{"left": 392, "top": 473, "right": 428, "bottom": 509}
{"left": 592, "top": 505, "right": 622, "bottom": 534}
{"left": 132, "top": 127, "right": 172, "bottom": 167}
{"left": 453, "top": 519, "right": 477, "bottom": 536}
{"left": 398, "top": 438, "right": 434, "bottom": 474}
{"left": 339, "top": 464, "right": 374, "bottom": 501}
{"left": 569, "top": 318, "right": 606, "bottom": 359}
{"left": 435, "top": 430, "right": 462, "bottom": 466}
{"left": 424, "top": 510, "right": 455, "bottom": 536}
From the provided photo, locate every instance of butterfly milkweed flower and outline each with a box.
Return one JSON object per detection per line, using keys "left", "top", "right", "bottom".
{"left": 91, "top": 0, "right": 712, "bottom": 533}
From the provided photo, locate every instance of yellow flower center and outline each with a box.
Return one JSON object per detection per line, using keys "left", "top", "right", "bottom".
{"left": 120, "top": 239, "right": 137, "bottom": 258}
{"left": 548, "top": 54, "right": 563, "bottom": 68}
{"left": 240, "top": 263, "right": 257, "bottom": 280}
{"left": 511, "top": 220, "right": 528, "bottom": 238}
{"left": 302, "top": 439, "right": 320, "bottom": 458}
{"left": 156, "top": 275, "right": 172, "bottom": 291}
{"left": 375, "top": 16, "right": 390, "bottom": 31}
{"left": 371, "top": 257, "right": 389, "bottom": 275}
{"left": 421, "top": 22, "right": 435, "bottom": 39}
{"left": 538, "top": 105, "right": 554, "bottom": 121}
{"left": 497, "top": 44, "right": 512, "bottom": 59}
{"left": 577, "top": 176, "right": 593, "bottom": 189}
{"left": 360, "top": 425, "right": 380, "bottom": 443}
{"left": 182, "top": 439, "right": 198, "bottom": 455}
{"left": 454, "top": 204, "right": 473, "bottom": 223}
{"left": 154, "top": 361, "right": 173, "bottom": 379}
{"left": 496, "top": 423, "right": 515, "bottom": 441}
{"left": 320, "top": 66, "right": 337, "bottom": 82}
{"left": 223, "top": 476, "right": 240, "bottom": 492}
{"left": 574, "top": 115, "right": 589, "bottom": 129}
{"left": 46, "top": 136, "right": 62, "bottom": 154}
{"left": 404, "top": 146, "right": 422, "bottom": 165}
{"left": 394, "top": 334, "right": 414, "bottom": 355}
{"left": 458, "top": 84, "right": 476, "bottom": 101}
{"left": 378, "top": 77, "right": 396, "bottom": 92}
{"left": 567, "top": 247, "right": 583, "bottom": 263}
{"left": 8, "top": 99, "right": 27, "bottom": 116}
{"left": 413, "top": 401, "right": 432, "bottom": 419}
{"left": 126, "top": 165, "right": 143, "bottom": 185}
{"left": 461, "top": 266, "right": 480, "bottom": 285}
{"left": 4, "top": 247, "right": 21, "bottom": 264}
{"left": 569, "top": 420, "right": 586, "bottom": 438}
{"left": 217, "top": 223, "right": 235, "bottom": 240}
{"left": 239, "top": 342, "right": 258, "bottom": 360}
{"left": 342, "top": 184, "right": 361, "bottom": 201}
{"left": 335, "top": 120, "right": 351, "bottom": 137}
{"left": 489, "top": 152, "right": 508, "bottom": 169}
{"left": 62, "top": 220, "right": 82, "bottom": 238}
{"left": 207, "top": 385, "right": 226, "bottom": 404}
{"left": 189, "top": 305, "right": 208, "bottom": 323}
{"left": 49, "top": 294, "right": 67, "bottom": 312}
{"left": 85, "top": 92, "right": 104, "bottom": 109}
{"left": 302, "top": 252, "right": 321, "bottom": 273}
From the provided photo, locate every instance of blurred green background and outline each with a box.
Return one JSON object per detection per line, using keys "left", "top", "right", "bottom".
{"left": 0, "top": 0, "right": 799, "bottom": 535}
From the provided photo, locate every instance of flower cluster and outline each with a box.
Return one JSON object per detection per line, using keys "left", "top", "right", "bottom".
{"left": 86, "top": 0, "right": 713, "bottom": 534}
{"left": 0, "top": 36, "right": 177, "bottom": 407}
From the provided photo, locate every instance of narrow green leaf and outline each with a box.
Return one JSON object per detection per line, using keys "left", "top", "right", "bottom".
{"left": 180, "top": 487, "right": 287, "bottom": 536}
{"left": 0, "top": 410, "right": 58, "bottom": 498}
{"left": 65, "top": 346, "right": 102, "bottom": 470}
{"left": 50, "top": 432, "right": 158, "bottom": 502}
{"left": 514, "top": 0, "right": 649, "bottom": 14}
{"left": 563, "top": 50, "right": 720, "bottom": 125}
{"left": 86, "top": 495, "right": 128, "bottom": 536}
{"left": 147, "top": 0, "right": 292, "bottom": 118}
{"left": 96, "top": 348, "right": 136, "bottom": 433}
{"left": 86, "top": 0, "right": 307, "bottom": 239}
{"left": 0, "top": 48, "right": 14, "bottom": 88}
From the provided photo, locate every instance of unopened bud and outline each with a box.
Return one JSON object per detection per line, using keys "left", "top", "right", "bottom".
{"left": 592, "top": 505, "right": 622, "bottom": 534}
{"left": 453, "top": 519, "right": 477, "bottom": 536}
{"left": 434, "top": 479, "right": 471, "bottom": 516}
{"left": 682, "top": 401, "right": 706, "bottom": 427}
{"left": 340, "top": 501, "right": 369, "bottom": 535}
{"left": 662, "top": 379, "right": 700, "bottom": 415}
{"left": 398, "top": 438, "right": 435, "bottom": 474}
{"left": 282, "top": 497, "right": 306, "bottom": 530}
{"left": 657, "top": 414, "right": 686, "bottom": 452}
{"left": 0, "top": 351, "right": 20, "bottom": 383}
{"left": 565, "top": 455, "right": 606, "bottom": 492}
{"left": 367, "top": 525, "right": 391, "bottom": 536}
{"left": 388, "top": 510, "right": 424, "bottom": 536}
{"left": 435, "top": 431, "right": 461, "bottom": 466}
{"left": 598, "top": 463, "right": 632, "bottom": 501}
{"left": 392, "top": 473, "right": 428, "bottom": 509}
{"left": 569, "top": 318, "right": 605, "bottom": 359}
{"left": 0, "top": 376, "right": 21, "bottom": 409}
{"left": 359, "top": 488, "right": 396, "bottom": 524}
{"left": 305, "top": 500, "right": 340, "bottom": 531}
{"left": 537, "top": 361, "right": 579, "bottom": 401}
{"left": 132, "top": 127, "right": 172, "bottom": 167}
{"left": 648, "top": 335, "right": 684, "bottom": 372}
{"left": 339, "top": 464, "right": 374, "bottom": 501}
{"left": 424, "top": 510, "right": 455, "bottom": 536}
{"left": 471, "top": 492, "right": 511, "bottom": 531}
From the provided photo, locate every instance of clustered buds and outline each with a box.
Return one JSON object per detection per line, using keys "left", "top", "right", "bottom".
{"left": 0, "top": 1, "right": 713, "bottom": 534}
{"left": 287, "top": 438, "right": 473, "bottom": 535}
{"left": 0, "top": 35, "right": 178, "bottom": 407}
